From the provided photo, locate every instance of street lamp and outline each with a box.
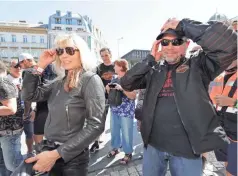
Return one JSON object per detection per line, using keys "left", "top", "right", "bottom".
{"left": 117, "top": 37, "right": 123, "bottom": 58}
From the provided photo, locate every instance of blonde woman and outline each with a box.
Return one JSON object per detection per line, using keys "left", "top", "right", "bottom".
{"left": 21, "top": 34, "right": 106, "bottom": 175}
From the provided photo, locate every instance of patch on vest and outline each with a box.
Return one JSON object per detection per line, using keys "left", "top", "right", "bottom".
{"left": 176, "top": 64, "right": 189, "bottom": 73}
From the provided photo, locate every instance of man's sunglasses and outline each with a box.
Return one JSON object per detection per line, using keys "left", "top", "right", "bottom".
{"left": 161, "top": 39, "right": 185, "bottom": 46}
{"left": 56, "top": 47, "right": 79, "bottom": 56}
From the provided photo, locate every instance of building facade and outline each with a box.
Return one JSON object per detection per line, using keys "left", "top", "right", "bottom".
{"left": 121, "top": 49, "right": 150, "bottom": 67}
{"left": 48, "top": 10, "right": 107, "bottom": 64}
{"left": 0, "top": 21, "right": 48, "bottom": 61}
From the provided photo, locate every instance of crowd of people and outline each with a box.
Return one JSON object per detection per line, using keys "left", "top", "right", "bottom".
{"left": 0, "top": 18, "right": 237, "bottom": 176}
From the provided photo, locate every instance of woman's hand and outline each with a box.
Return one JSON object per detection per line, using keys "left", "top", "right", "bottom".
{"left": 215, "top": 95, "right": 236, "bottom": 107}
{"left": 38, "top": 49, "right": 57, "bottom": 69}
{"left": 114, "top": 83, "right": 123, "bottom": 91}
{"left": 25, "top": 150, "right": 61, "bottom": 172}
{"left": 106, "top": 84, "right": 110, "bottom": 93}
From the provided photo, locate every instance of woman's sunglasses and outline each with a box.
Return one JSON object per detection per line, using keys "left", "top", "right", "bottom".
{"left": 161, "top": 38, "right": 185, "bottom": 46}
{"left": 56, "top": 47, "right": 79, "bottom": 56}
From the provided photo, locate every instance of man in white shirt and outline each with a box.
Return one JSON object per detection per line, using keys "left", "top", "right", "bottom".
{"left": 14, "top": 53, "right": 36, "bottom": 156}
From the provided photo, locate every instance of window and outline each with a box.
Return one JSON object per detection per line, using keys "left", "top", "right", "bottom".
{"left": 55, "top": 27, "right": 62, "bottom": 30}
{"left": 0, "top": 36, "right": 5, "bottom": 42}
{"left": 77, "top": 19, "right": 82, "bottom": 25}
{"left": 23, "top": 35, "right": 27, "bottom": 43}
{"left": 32, "top": 36, "right": 36, "bottom": 43}
{"left": 12, "top": 35, "right": 16, "bottom": 42}
{"left": 55, "top": 18, "right": 61, "bottom": 24}
{"left": 66, "top": 27, "right": 72, "bottom": 31}
{"left": 66, "top": 19, "right": 72, "bottom": 25}
{"left": 67, "top": 12, "right": 72, "bottom": 17}
{"left": 40, "top": 36, "right": 44, "bottom": 43}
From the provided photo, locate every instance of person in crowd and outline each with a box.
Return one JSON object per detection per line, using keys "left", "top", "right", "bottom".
{"left": 208, "top": 21, "right": 237, "bottom": 176}
{"left": 7, "top": 60, "right": 22, "bottom": 88}
{"left": 15, "top": 53, "right": 36, "bottom": 155}
{"left": 120, "top": 18, "right": 237, "bottom": 176}
{"left": 210, "top": 60, "right": 237, "bottom": 176}
{"left": 90, "top": 47, "right": 115, "bottom": 153}
{"left": 0, "top": 61, "right": 23, "bottom": 175}
{"left": 21, "top": 33, "right": 106, "bottom": 175}
{"left": 33, "top": 64, "right": 57, "bottom": 145}
{"left": 106, "top": 59, "right": 136, "bottom": 164}
{"left": 232, "top": 20, "right": 237, "bottom": 32}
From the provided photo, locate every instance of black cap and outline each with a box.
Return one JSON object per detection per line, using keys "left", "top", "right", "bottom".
{"left": 156, "top": 28, "right": 184, "bottom": 40}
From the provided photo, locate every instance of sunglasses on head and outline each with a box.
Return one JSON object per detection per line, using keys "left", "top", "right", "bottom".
{"left": 56, "top": 47, "right": 79, "bottom": 56}
{"left": 161, "top": 38, "right": 185, "bottom": 46}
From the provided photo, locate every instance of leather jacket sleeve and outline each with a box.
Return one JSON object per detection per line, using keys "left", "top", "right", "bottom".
{"left": 121, "top": 54, "right": 156, "bottom": 91}
{"left": 21, "top": 71, "right": 54, "bottom": 102}
{"left": 57, "top": 74, "right": 106, "bottom": 162}
{"left": 178, "top": 19, "right": 237, "bottom": 80}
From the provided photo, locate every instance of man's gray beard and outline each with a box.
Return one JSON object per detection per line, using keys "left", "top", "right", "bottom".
{"left": 162, "top": 56, "right": 180, "bottom": 63}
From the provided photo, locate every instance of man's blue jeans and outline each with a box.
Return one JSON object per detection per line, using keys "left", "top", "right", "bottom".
{"left": 143, "top": 145, "right": 202, "bottom": 176}
{"left": 110, "top": 112, "right": 134, "bottom": 154}
{"left": 0, "top": 133, "right": 23, "bottom": 176}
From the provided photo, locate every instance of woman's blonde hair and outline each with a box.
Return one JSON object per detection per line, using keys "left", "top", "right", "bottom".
{"left": 52, "top": 33, "right": 97, "bottom": 90}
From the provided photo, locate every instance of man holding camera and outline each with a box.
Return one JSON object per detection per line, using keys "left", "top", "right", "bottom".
{"left": 121, "top": 18, "right": 237, "bottom": 175}
{"left": 90, "top": 48, "right": 115, "bottom": 153}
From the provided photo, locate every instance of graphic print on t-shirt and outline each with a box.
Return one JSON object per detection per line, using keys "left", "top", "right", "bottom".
{"left": 159, "top": 71, "right": 174, "bottom": 97}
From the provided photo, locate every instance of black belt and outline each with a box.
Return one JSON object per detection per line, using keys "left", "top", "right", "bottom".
{"left": 35, "top": 140, "right": 88, "bottom": 155}
{"left": 0, "top": 128, "right": 23, "bottom": 137}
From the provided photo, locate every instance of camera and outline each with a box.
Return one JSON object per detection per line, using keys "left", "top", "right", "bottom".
{"left": 109, "top": 83, "right": 116, "bottom": 88}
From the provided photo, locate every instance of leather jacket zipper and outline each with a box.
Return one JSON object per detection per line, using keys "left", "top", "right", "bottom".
{"left": 66, "top": 105, "right": 71, "bottom": 131}
{"left": 173, "top": 94, "right": 197, "bottom": 154}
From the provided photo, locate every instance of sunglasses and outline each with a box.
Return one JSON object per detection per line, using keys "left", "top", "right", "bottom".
{"left": 13, "top": 65, "right": 20, "bottom": 69}
{"left": 56, "top": 47, "right": 79, "bottom": 56}
{"left": 14, "top": 62, "right": 23, "bottom": 68}
{"left": 161, "top": 39, "right": 185, "bottom": 46}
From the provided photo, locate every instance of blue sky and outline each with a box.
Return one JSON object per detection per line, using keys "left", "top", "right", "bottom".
{"left": 0, "top": 0, "right": 237, "bottom": 59}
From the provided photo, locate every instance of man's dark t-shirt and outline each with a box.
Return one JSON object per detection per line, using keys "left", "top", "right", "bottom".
{"left": 36, "top": 65, "right": 57, "bottom": 114}
{"left": 96, "top": 63, "right": 114, "bottom": 98}
{"left": 149, "top": 64, "right": 198, "bottom": 159}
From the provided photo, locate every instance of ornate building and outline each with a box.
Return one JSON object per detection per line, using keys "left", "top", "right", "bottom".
{"left": 208, "top": 12, "right": 228, "bottom": 22}
{"left": 48, "top": 10, "right": 107, "bottom": 63}
{"left": 121, "top": 49, "right": 150, "bottom": 67}
{"left": 0, "top": 21, "right": 48, "bottom": 61}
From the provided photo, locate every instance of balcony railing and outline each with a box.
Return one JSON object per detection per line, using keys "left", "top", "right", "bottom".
{"left": 0, "top": 42, "right": 47, "bottom": 48}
